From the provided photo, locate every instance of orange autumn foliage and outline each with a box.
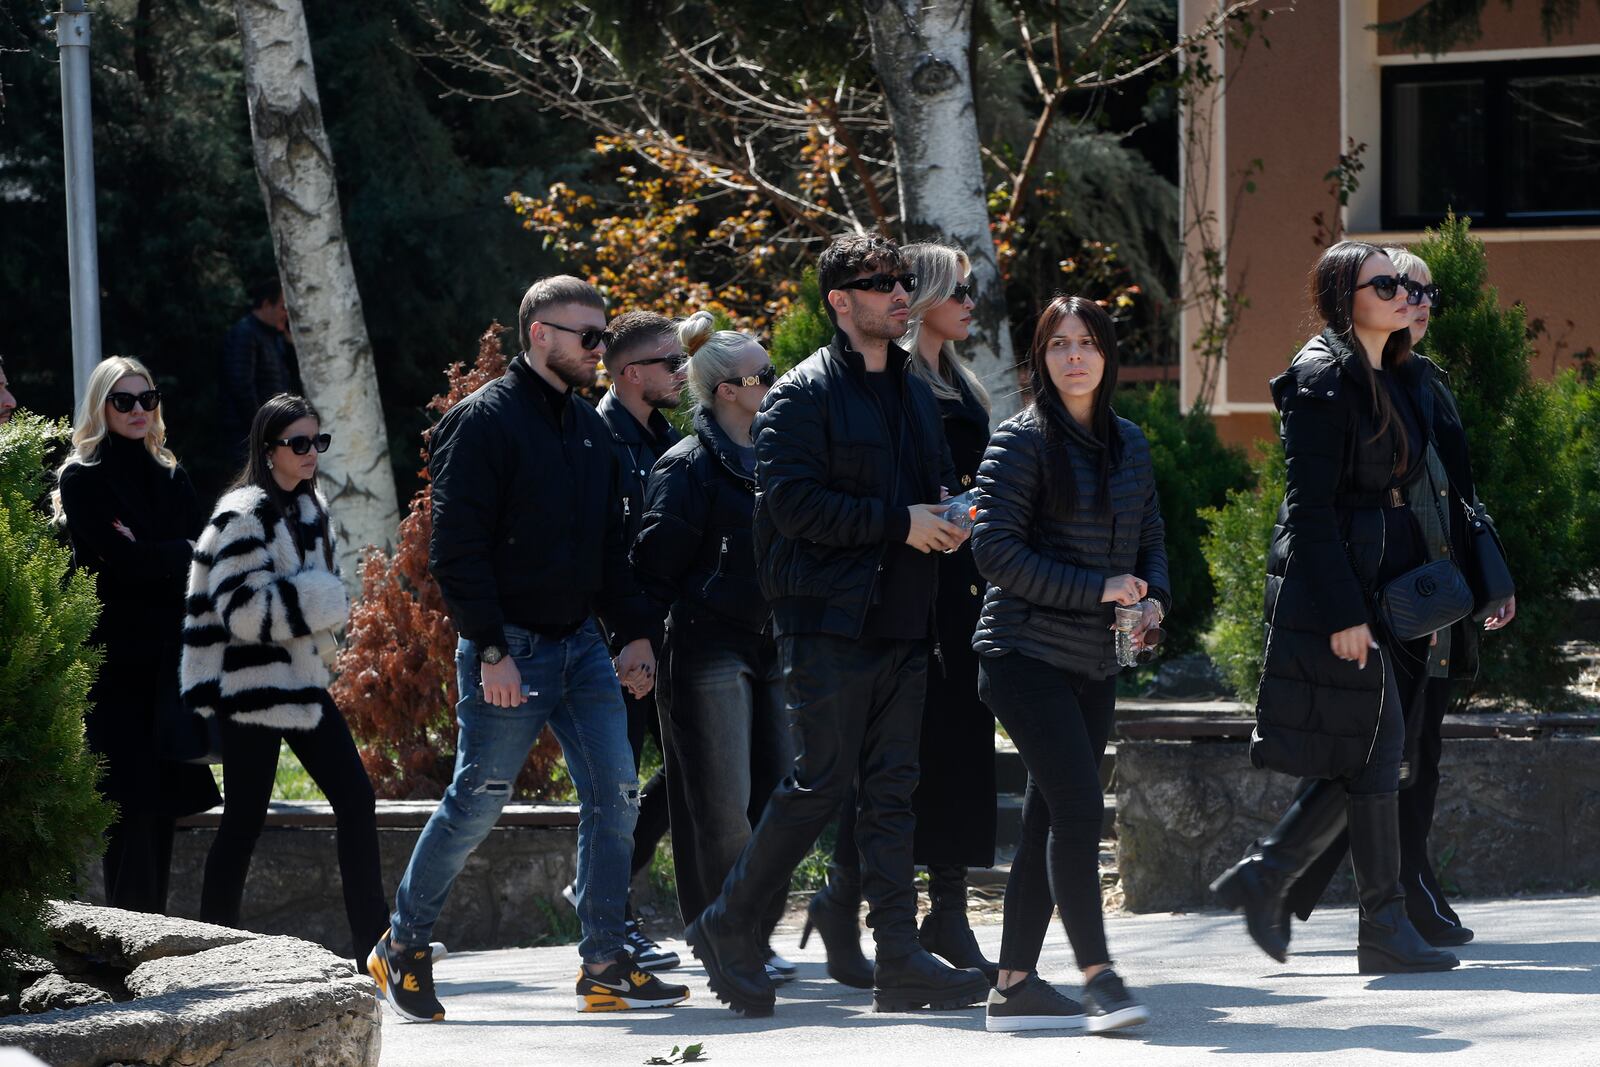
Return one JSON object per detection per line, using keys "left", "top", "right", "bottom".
{"left": 331, "top": 324, "right": 564, "bottom": 800}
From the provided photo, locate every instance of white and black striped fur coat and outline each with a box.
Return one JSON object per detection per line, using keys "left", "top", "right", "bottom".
{"left": 181, "top": 484, "right": 347, "bottom": 731}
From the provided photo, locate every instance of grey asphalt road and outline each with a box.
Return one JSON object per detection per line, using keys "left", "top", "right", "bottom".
{"left": 378, "top": 895, "right": 1600, "bottom": 1066}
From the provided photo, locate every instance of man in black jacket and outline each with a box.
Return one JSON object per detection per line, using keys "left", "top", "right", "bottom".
{"left": 592, "top": 310, "right": 685, "bottom": 971}
{"left": 220, "top": 278, "right": 299, "bottom": 463}
{"left": 686, "top": 234, "right": 988, "bottom": 1017}
{"left": 368, "top": 276, "right": 689, "bottom": 1022}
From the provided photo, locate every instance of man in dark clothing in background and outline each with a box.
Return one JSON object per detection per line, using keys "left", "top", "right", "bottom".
{"left": 685, "top": 234, "right": 986, "bottom": 1017}
{"left": 589, "top": 309, "right": 686, "bottom": 971}
{"left": 221, "top": 277, "right": 298, "bottom": 462}
{"left": 366, "top": 275, "right": 689, "bottom": 1023}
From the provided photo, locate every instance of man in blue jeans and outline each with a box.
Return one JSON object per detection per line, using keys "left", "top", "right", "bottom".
{"left": 366, "top": 275, "right": 689, "bottom": 1021}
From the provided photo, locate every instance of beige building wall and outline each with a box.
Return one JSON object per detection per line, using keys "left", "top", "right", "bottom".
{"left": 1181, "top": 0, "right": 1600, "bottom": 450}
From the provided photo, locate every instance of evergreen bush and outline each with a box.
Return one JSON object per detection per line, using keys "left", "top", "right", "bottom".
{"left": 767, "top": 269, "right": 830, "bottom": 373}
{"left": 1199, "top": 214, "right": 1600, "bottom": 703}
{"left": 0, "top": 414, "right": 113, "bottom": 984}
{"left": 1115, "top": 385, "right": 1253, "bottom": 654}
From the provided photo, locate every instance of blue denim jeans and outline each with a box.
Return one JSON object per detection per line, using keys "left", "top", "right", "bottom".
{"left": 390, "top": 620, "right": 638, "bottom": 963}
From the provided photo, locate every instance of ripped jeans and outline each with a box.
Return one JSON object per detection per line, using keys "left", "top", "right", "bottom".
{"left": 389, "top": 621, "right": 638, "bottom": 963}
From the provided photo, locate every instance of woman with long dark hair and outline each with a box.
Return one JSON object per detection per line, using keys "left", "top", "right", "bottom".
{"left": 1208, "top": 241, "right": 1460, "bottom": 975}
{"left": 971, "top": 296, "right": 1166, "bottom": 1033}
{"left": 181, "top": 393, "right": 388, "bottom": 967}
{"left": 55, "top": 356, "right": 220, "bottom": 913}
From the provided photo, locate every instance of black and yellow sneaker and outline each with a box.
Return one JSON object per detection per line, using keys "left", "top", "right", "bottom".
{"left": 576, "top": 953, "right": 691, "bottom": 1013}
{"left": 367, "top": 928, "right": 445, "bottom": 1023}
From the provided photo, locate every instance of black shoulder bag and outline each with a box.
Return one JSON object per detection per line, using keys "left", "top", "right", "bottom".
{"left": 1345, "top": 479, "right": 1474, "bottom": 643}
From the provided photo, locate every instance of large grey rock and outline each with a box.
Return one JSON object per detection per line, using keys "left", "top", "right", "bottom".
{"left": 17, "top": 975, "right": 111, "bottom": 1014}
{"left": 46, "top": 901, "right": 257, "bottom": 967}
{"left": 1116, "top": 736, "right": 1600, "bottom": 912}
{"left": 0, "top": 909, "right": 379, "bottom": 1067}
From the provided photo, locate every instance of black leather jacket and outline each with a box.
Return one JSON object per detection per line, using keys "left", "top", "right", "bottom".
{"left": 427, "top": 354, "right": 653, "bottom": 653}
{"left": 970, "top": 400, "right": 1170, "bottom": 678}
{"left": 752, "top": 331, "right": 957, "bottom": 638}
{"left": 596, "top": 388, "right": 681, "bottom": 548}
{"left": 632, "top": 409, "right": 767, "bottom": 635}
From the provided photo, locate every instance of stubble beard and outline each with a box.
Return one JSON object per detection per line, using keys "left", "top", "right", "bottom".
{"left": 548, "top": 347, "right": 598, "bottom": 390}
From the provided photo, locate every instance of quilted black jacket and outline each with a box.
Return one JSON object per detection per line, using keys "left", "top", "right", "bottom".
{"left": 970, "top": 399, "right": 1170, "bottom": 678}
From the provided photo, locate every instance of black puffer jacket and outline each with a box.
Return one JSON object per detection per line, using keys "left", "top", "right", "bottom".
{"left": 970, "top": 400, "right": 1170, "bottom": 678}
{"left": 632, "top": 409, "right": 767, "bottom": 635}
{"left": 1253, "top": 331, "right": 1424, "bottom": 779}
{"left": 427, "top": 354, "right": 653, "bottom": 653}
{"left": 752, "top": 332, "right": 957, "bottom": 638}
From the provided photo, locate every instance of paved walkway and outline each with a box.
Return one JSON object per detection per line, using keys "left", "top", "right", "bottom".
{"left": 379, "top": 896, "right": 1600, "bottom": 1066}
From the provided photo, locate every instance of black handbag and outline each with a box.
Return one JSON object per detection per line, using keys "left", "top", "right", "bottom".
{"left": 155, "top": 683, "right": 223, "bottom": 765}
{"left": 1459, "top": 499, "right": 1515, "bottom": 622}
{"left": 1377, "top": 557, "right": 1474, "bottom": 642}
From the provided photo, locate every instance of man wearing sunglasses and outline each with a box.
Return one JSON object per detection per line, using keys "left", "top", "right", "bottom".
{"left": 592, "top": 309, "right": 686, "bottom": 972}
{"left": 372, "top": 275, "right": 688, "bottom": 1022}
{"left": 686, "top": 234, "right": 986, "bottom": 1017}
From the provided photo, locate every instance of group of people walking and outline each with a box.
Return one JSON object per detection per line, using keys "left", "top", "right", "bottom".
{"left": 42, "top": 230, "right": 1511, "bottom": 1039}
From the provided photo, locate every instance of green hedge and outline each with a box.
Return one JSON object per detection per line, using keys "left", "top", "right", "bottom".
{"left": 0, "top": 414, "right": 112, "bottom": 985}
{"left": 1201, "top": 214, "right": 1600, "bottom": 704}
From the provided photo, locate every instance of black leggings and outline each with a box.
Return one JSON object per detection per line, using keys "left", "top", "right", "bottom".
{"left": 200, "top": 694, "right": 389, "bottom": 964}
{"left": 979, "top": 653, "right": 1117, "bottom": 973}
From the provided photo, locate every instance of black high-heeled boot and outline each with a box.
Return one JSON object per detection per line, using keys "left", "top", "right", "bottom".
{"left": 799, "top": 867, "right": 874, "bottom": 989}
{"left": 917, "top": 864, "right": 997, "bottom": 984}
{"left": 1348, "top": 791, "right": 1459, "bottom": 974}
{"left": 1210, "top": 778, "right": 1347, "bottom": 962}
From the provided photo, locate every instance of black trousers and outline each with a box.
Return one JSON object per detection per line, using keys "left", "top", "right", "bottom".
{"left": 201, "top": 694, "right": 389, "bottom": 964}
{"left": 978, "top": 652, "right": 1118, "bottom": 973}
{"left": 716, "top": 634, "right": 928, "bottom": 958}
{"left": 625, "top": 687, "right": 672, "bottom": 899}
{"left": 103, "top": 809, "right": 176, "bottom": 914}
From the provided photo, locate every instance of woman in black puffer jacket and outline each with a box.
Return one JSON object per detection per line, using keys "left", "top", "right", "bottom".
{"left": 630, "top": 311, "right": 793, "bottom": 976}
{"left": 1208, "top": 241, "right": 1459, "bottom": 976}
{"left": 971, "top": 295, "right": 1168, "bottom": 1035}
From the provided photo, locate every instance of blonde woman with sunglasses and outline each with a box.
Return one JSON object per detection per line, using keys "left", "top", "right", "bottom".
{"left": 54, "top": 356, "right": 221, "bottom": 914}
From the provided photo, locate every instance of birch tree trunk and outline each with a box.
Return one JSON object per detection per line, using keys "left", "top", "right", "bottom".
{"left": 864, "top": 0, "right": 1021, "bottom": 420}
{"left": 235, "top": 0, "right": 399, "bottom": 589}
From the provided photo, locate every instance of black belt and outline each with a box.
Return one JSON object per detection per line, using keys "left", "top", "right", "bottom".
{"left": 514, "top": 618, "right": 586, "bottom": 640}
{"left": 1334, "top": 487, "right": 1408, "bottom": 509}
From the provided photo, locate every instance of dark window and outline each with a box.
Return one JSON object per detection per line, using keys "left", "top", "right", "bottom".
{"left": 1383, "top": 57, "right": 1600, "bottom": 229}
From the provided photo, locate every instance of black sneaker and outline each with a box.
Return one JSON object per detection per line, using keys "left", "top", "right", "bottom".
{"left": 576, "top": 953, "right": 691, "bottom": 1012}
{"left": 1082, "top": 968, "right": 1150, "bottom": 1033}
{"left": 985, "top": 973, "right": 1087, "bottom": 1033}
{"left": 367, "top": 928, "right": 445, "bottom": 1023}
{"left": 765, "top": 946, "right": 798, "bottom": 984}
{"left": 624, "top": 918, "right": 681, "bottom": 971}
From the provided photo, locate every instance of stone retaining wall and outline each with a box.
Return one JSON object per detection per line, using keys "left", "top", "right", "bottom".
{"left": 85, "top": 805, "right": 581, "bottom": 959}
{"left": 1116, "top": 737, "right": 1600, "bottom": 912}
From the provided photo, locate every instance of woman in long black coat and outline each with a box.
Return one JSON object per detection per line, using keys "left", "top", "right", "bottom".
{"left": 901, "top": 242, "right": 998, "bottom": 978}
{"left": 1209, "top": 241, "right": 1460, "bottom": 975}
{"left": 55, "top": 356, "right": 221, "bottom": 914}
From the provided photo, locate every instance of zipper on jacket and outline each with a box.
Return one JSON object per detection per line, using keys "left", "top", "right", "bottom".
{"left": 700, "top": 535, "right": 730, "bottom": 598}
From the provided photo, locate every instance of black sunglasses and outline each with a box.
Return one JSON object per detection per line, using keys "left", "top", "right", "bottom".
{"left": 1355, "top": 274, "right": 1411, "bottom": 302}
{"left": 838, "top": 272, "right": 919, "bottom": 295}
{"left": 1404, "top": 280, "right": 1442, "bottom": 307}
{"left": 270, "top": 433, "right": 332, "bottom": 456}
{"left": 107, "top": 389, "right": 161, "bottom": 413}
{"left": 631, "top": 354, "right": 689, "bottom": 373}
{"left": 950, "top": 281, "right": 976, "bottom": 303}
{"left": 722, "top": 365, "right": 778, "bottom": 389}
{"left": 541, "top": 320, "right": 614, "bottom": 352}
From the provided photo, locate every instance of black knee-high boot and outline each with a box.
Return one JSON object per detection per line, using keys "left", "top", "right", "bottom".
{"left": 917, "top": 863, "right": 997, "bottom": 983}
{"left": 1210, "top": 778, "right": 1347, "bottom": 962}
{"left": 1348, "top": 791, "right": 1458, "bottom": 974}
{"left": 800, "top": 862, "right": 874, "bottom": 989}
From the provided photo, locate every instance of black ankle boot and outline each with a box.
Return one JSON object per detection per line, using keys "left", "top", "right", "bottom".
{"left": 799, "top": 878, "right": 874, "bottom": 989}
{"left": 1348, "top": 792, "right": 1459, "bottom": 974}
{"left": 1403, "top": 868, "right": 1474, "bottom": 946}
{"left": 1210, "top": 778, "right": 1347, "bottom": 962}
{"left": 918, "top": 864, "right": 998, "bottom": 984}
{"left": 685, "top": 904, "right": 775, "bottom": 1015}
{"left": 871, "top": 948, "right": 989, "bottom": 1012}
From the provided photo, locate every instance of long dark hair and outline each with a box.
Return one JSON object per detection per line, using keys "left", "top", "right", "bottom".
{"left": 233, "top": 393, "right": 334, "bottom": 568}
{"left": 1310, "top": 241, "right": 1414, "bottom": 472}
{"left": 1027, "top": 295, "right": 1122, "bottom": 515}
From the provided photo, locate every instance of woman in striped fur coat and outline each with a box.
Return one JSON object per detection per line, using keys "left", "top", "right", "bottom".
{"left": 182, "top": 393, "right": 388, "bottom": 966}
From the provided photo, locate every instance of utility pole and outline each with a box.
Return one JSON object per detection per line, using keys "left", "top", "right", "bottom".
{"left": 57, "top": 0, "right": 102, "bottom": 410}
